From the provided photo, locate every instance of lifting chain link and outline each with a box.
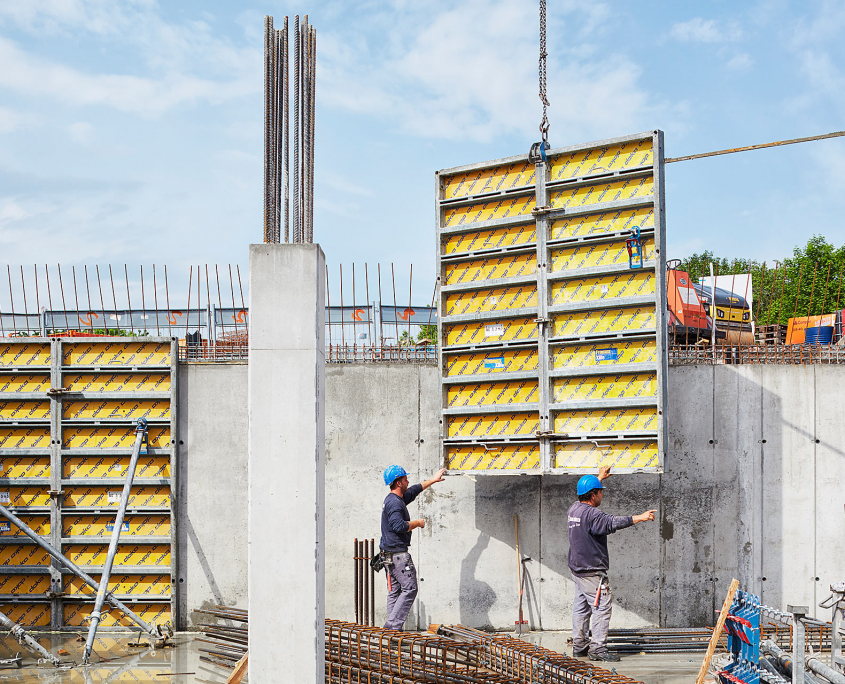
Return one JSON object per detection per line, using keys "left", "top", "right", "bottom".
{"left": 538, "top": 0, "right": 549, "bottom": 144}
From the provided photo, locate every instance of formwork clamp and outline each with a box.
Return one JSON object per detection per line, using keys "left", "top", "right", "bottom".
{"left": 626, "top": 226, "right": 644, "bottom": 269}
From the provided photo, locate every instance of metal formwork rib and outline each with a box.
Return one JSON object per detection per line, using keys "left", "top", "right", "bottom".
{"left": 435, "top": 131, "right": 667, "bottom": 475}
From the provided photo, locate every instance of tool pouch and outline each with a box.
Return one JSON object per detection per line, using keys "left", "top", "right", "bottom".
{"left": 370, "top": 552, "right": 386, "bottom": 573}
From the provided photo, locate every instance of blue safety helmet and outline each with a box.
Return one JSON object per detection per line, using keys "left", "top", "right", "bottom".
{"left": 383, "top": 465, "right": 407, "bottom": 487}
{"left": 577, "top": 474, "right": 604, "bottom": 496}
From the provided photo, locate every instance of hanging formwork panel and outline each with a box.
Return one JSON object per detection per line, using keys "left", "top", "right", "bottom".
{"left": 0, "top": 337, "right": 177, "bottom": 629}
{"left": 436, "top": 131, "right": 668, "bottom": 474}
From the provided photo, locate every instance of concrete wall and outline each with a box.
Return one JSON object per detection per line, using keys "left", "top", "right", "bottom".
{"left": 178, "top": 362, "right": 845, "bottom": 630}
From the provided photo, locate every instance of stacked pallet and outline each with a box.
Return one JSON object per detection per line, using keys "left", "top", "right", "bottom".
{"left": 756, "top": 324, "right": 786, "bottom": 345}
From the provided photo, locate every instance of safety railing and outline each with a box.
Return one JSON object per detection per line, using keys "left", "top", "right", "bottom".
{"left": 669, "top": 344, "right": 845, "bottom": 365}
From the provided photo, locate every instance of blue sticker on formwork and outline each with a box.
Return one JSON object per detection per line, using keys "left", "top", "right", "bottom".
{"left": 719, "top": 590, "right": 761, "bottom": 684}
{"left": 484, "top": 356, "right": 506, "bottom": 369}
{"left": 106, "top": 522, "right": 130, "bottom": 533}
{"left": 595, "top": 348, "right": 619, "bottom": 362}
{"left": 0, "top": 523, "right": 9, "bottom": 533}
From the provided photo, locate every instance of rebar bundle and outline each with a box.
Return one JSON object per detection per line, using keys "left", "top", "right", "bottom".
{"left": 264, "top": 14, "right": 316, "bottom": 245}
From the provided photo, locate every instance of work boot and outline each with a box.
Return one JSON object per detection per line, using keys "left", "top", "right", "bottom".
{"left": 588, "top": 649, "right": 620, "bottom": 662}
{"left": 572, "top": 648, "right": 589, "bottom": 657}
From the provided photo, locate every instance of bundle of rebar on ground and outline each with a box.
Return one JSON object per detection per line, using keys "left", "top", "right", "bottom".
{"left": 196, "top": 605, "right": 248, "bottom": 669}
{"left": 606, "top": 627, "right": 715, "bottom": 653}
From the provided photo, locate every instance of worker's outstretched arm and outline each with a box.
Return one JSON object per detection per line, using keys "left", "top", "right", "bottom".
{"left": 632, "top": 509, "right": 657, "bottom": 524}
{"left": 421, "top": 467, "right": 447, "bottom": 491}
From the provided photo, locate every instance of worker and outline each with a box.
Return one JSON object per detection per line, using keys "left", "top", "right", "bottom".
{"left": 568, "top": 465, "right": 656, "bottom": 662}
{"left": 379, "top": 465, "right": 446, "bottom": 630}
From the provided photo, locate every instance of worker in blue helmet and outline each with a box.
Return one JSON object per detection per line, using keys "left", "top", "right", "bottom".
{"left": 378, "top": 464, "right": 446, "bottom": 630}
{"left": 568, "top": 465, "right": 656, "bottom": 662}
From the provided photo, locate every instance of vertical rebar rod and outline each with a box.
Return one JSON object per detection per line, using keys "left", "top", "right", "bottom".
{"left": 6, "top": 266, "right": 15, "bottom": 335}
{"left": 95, "top": 266, "right": 107, "bottom": 338}
{"left": 369, "top": 538, "right": 375, "bottom": 628}
{"left": 283, "top": 17, "right": 290, "bottom": 243}
{"left": 377, "top": 264, "right": 383, "bottom": 347}
{"left": 365, "top": 264, "right": 372, "bottom": 346}
{"left": 391, "top": 264, "right": 399, "bottom": 346}
{"left": 205, "top": 265, "right": 212, "bottom": 343}
{"left": 19, "top": 267, "right": 29, "bottom": 334}
{"left": 125, "top": 265, "right": 134, "bottom": 335}
{"left": 153, "top": 265, "right": 161, "bottom": 336}
{"left": 778, "top": 264, "right": 787, "bottom": 327}
{"left": 807, "top": 264, "right": 817, "bottom": 318}
{"left": 352, "top": 264, "right": 357, "bottom": 344}
{"left": 293, "top": 15, "right": 301, "bottom": 243}
{"left": 228, "top": 265, "right": 238, "bottom": 338}
{"left": 362, "top": 538, "right": 369, "bottom": 625}
{"left": 44, "top": 265, "right": 54, "bottom": 334}
{"left": 215, "top": 266, "right": 224, "bottom": 338}
{"left": 354, "top": 538, "right": 359, "bottom": 624}
{"left": 263, "top": 15, "right": 273, "bottom": 243}
{"left": 185, "top": 266, "right": 193, "bottom": 341}
{"left": 326, "top": 265, "right": 332, "bottom": 352}
{"left": 236, "top": 266, "right": 247, "bottom": 337}
{"left": 766, "top": 263, "right": 779, "bottom": 327}
{"left": 108, "top": 265, "right": 119, "bottom": 333}
{"left": 140, "top": 266, "right": 147, "bottom": 335}
{"left": 309, "top": 27, "right": 316, "bottom": 244}
{"left": 408, "top": 264, "right": 413, "bottom": 344}
{"left": 164, "top": 265, "right": 171, "bottom": 337}
{"left": 793, "top": 264, "right": 804, "bottom": 320}
{"left": 33, "top": 265, "right": 41, "bottom": 335}
{"left": 816, "top": 263, "right": 832, "bottom": 340}
{"left": 339, "top": 265, "right": 345, "bottom": 346}
{"left": 57, "top": 265, "right": 70, "bottom": 331}
{"left": 0, "top": 609, "right": 59, "bottom": 666}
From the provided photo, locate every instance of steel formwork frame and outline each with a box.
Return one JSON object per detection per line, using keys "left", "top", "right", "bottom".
{"left": 0, "top": 336, "right": 177, "bottom": 629}
{"left": 436, "top": 130, "right": 668, "bottom": 475}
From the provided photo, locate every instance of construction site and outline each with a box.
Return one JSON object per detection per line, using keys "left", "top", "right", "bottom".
{"left": 0, "top": 4, "right": 844, "bottom": 684}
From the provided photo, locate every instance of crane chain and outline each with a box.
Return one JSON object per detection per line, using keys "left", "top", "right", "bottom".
{"left": 539, "top": 0, "right": 549, "bottom": 145}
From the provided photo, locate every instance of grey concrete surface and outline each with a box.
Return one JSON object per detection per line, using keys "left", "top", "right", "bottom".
{"left": 248, "top": 244, "right": 326, "bottom": 683}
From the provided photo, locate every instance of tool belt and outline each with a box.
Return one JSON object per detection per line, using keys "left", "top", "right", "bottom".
{"left": 371, "top": 550, "right": 403, "bottom": 572}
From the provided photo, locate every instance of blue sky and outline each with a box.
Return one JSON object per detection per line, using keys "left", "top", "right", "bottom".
{"left": 1, "top": 0, "right": 844, "bottom": 306}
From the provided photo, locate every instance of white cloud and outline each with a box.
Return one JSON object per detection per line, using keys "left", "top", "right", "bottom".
{"left": 68, "top": 121, "right": 94, "bottom": 144}
{"left": 670, "top": 17, "right": 742, "bottom": 43}
{"left": 0, "top": 107, "right": 23, "bottom": 133}
{"left": 726, "top": 53, "right": 753, "bottom": 71}
{"left": 0, "top": 199, "right": 30, "bottom": 224}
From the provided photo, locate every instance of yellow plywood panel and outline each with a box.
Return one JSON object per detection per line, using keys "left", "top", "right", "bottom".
{"left": 0, "top": 603, "right": 50, "bottom": 627}
{"left": 63, "top": 486, "right": 170, "bottom": 508}
{"left": 444, "top": 348, "right": 539, "bottom": 378}
{"left": 446, "top": 443, "right": 541, "bottom": 471}
{"left": 64, "top": 544, "right": 170, "bottom": 568}
{"left": 0, "top": 515, "right": 49, "bottom": 537}
{"left": 447, "top": 412, "right": 539, "bottom": 439}
{"left": 63, "top": 514, "right": 170, "bottom": 538}
{"left": 444, "top": 253, "right": 536, "bottom": 286}
{"left": 443, "top": 194, "right": 535, "bottom": 228}
{"left": 445, "top": 285, "right": 536, "bottom": 317}
{"left": 551, "top": 271, "right": 654, "bottom": 306}
{"left": 63, "top": 602, "right": 170, "bottom": 628}
{"left": 552, "top": 373, "right": 657, "bottom": 402}
{"left": 63, "top": 372, "right": 170, "bottom": 394}
{"left": 62, "top": 425, "right": 170, "bottom": 450}
{"left": 0, "top": 343, "right": 51, "bottom": 368}
{"left": 443, "top": 161, "right": 535, "bottom": 200}
{"left": 65, "top": 574, "right": 171, "bottom": 597}
{"left": 0, "top": 400, "right": 50, "bottom": 421}
{"left": 550, "top": 176, "right": 654, "bottom": 211}
{"left": 0, "top": 545, "right": 51, "bottom": 566}
{"left": 447, "top": 381, "right": 538, "bottom": 408}
{"left": 445, "top": 317, "right": 537, "bottom": 347}
{"left": 0, "top": 456, "right": 50, "bottom": 478}
{"left": 442, "top": 224, "right": 536, "bottom": 256}
{"left": 551, "top": 339, "right": 656, "bottom": 370}
{"left": 550, "top": 206, "right": 654, "bottom": 241}
{"left": 64, "top": 455, "right": 170, "bottom": 479}
{"left": 554, "top": 440, "right": 658, "bottom": 470}
{"left": 551, "top": 238, "right": 656, "bottom": 273}
{"left": 63, "top": 341, "right": 171, "bottom": 367}
{"left": 552, "top": 306, "right": 656, "bottom": 338}
{"left": 0, "top": 428, "right": 49, "bottom": 450}
{"left": 0, "top": 487, "right": 50, "bottom": 507}
{"left": 553, "top": 407, "right": 658, "bottom": 434}
{"left": 550, "top": 140, "right": 653, "bottom": 181}
{"left": 0, "top": 574, "right": 51, "bottom": 595}
{"left": 0, "top": 374, "right": 50, "bottom": 394}
{"left": 63, "top": 399, "right": 170, "bottom": 421}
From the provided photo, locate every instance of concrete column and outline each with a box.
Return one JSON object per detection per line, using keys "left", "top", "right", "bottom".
{"left": 248, "top": 244, "right": 325, "bottom": 683}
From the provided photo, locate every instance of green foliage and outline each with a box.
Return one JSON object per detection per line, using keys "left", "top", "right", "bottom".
{"left": 416, "top": 323, "right": 437, "bottom": 343}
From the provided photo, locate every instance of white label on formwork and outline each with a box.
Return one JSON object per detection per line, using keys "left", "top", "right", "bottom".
{"left": 485, "top": 324, "right": 505, "bottom": 337}
{"left": 112, "top": 463, "right": 122, "bottom": 471}
{"left": 0, "top": 492, "right": 9, "bottom": 504}
{"left": 108, "top": 491, "right": 122, "bottom": 503}
{"left": 600, "top": 285, "right": 610, "bottom": 296}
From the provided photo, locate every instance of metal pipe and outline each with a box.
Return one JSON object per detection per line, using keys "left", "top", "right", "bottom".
{"left": 369, "top": 538, "right": 375, "bottom": 628}
{"left": 762, "top": 640, "right": 833, "bottom": 684}
{"left": 0, "top": 609, "right": 60, "bottom": 666}
{"left": 354, "top": 538, "right": 359, "bottom": 624}
{"left": 83, "top": 418, "right": 150, "bottom": 663}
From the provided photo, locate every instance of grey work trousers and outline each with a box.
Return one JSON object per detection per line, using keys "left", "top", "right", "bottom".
{"left": 384, "top": 551, "right": 418, "bottom": 631}
{"left": 572, "top": 573, "right": 612, "bottom": 655}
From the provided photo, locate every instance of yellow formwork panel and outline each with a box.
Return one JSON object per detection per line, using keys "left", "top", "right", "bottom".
{"left": 0, "top": 574, "right": 51, "bottom": 595}
{"left": 0, "top": 456, "right": 50, "bottom": 478}
{"left": 0, "top": 343, "right": 51, "bottom": 368}
{"left": 443, "top": 160, "right": 535, "bottom": 200}
{"left": 63, "top": 455, "right": 170, "bottom": 479}
{"left": 445, "top": 285, "right": 536, "bottom": 317}
{"left": 63, "top": 486, "right": 170, "bottom": 509}
{"left": 443, "top": 194, "right": 535, "bottom": 228}
{"left": 446, "top": 443, "right": 541, "bottom": 471}
{"left": 552, "top": 373, "right": 657, "bottom": 403}
{"left": 65, "top": 573, "right": 171, "bottom": 597}
{"left": 551, "top": 271, "right": 654, "bottom": 306}
{"left": 62, "top": 425, "right": 170, "bottom": 450}
{"left": 553, "top": 407, "right": 658, "bottom": 434}
{"left": 446, "top": 412, "right": 539, "bottom": 439}
{"left": 447, "top": 380, "right": 539, "bottom": 408}
{"left": 0, "top": 400, "right": 50, "bottom": 421}
{"left": 551, "top": 339, "right": 656, "bottom": 370}
{"left": 550, "top": 139, "right": 653, "bottom": 181}
{"left": 0, "top": 427, "right": 50, "bottom": 450}
{"left": 445, "top": 317, "right": 538, "bottom": 347}
{"left": 552, "top": 306, "right": 656, "bottom": 338}
{"left": 0, "top": 374, "right": 50, "bottom": 394}
{"left": 63, "top": 602, "right": 170, "bottom": 628}
{"left": 550, "top": 206, "right": 654, "bottom": 241}
{"left": 444, "top": 348, "right": 538, "bottom": 378}
{"left": 549, "top": 176, "right": 654, "bottom": 212}
{"left": 442, "top": 224, "right": 536, "bottom": 256}
{"left": 63, "top": 341, "right": 171, "bottom": 367}
{"left": 0, "top": 545, "right": 51, "bottom": 566}
{"left": 551, "top": 237, "right": 656, "bottom": 273}
{"left": 0, "top": 515, "right": 49, "bottom": 537}
{"left": 63, "top": 514, "right": 170, "bottom": 538}
{"left": 0, "top": 603, "right": 50, "bottom": 627}
{"left": 63, "top": 399, "right": 170, "bottom": 421}
{"left": 554, "top": 440, "right": 658, "bottom": 470}
{"left": 63, "top": 372, "right": 170, "bottom": 394}
{"left": 444, "top": 253, "right": 536, "bottom": 286}
{"left": 0, "top": 487, "right": 51, "bottom": 507}
{"left": 64, "top": 544, "right": 170, "bottom": 568}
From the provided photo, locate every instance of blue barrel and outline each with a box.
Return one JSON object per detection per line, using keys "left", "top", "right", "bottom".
{"left": 804, "top": 325, "right": 834, "bottom": 345}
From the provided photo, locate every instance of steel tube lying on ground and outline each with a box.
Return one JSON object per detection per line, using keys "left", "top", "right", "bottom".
{"left": 0, "top": 610, "right": 59, "bottom": 666}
